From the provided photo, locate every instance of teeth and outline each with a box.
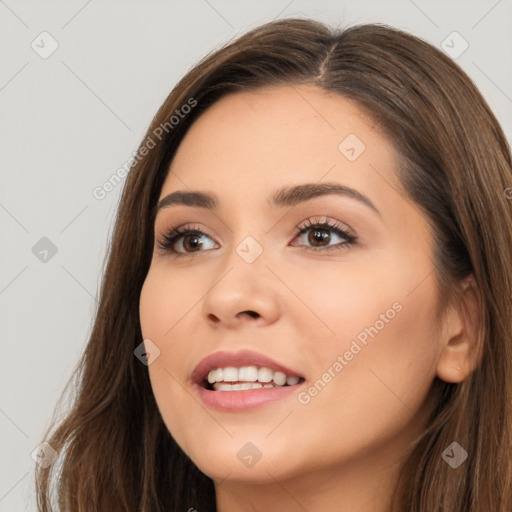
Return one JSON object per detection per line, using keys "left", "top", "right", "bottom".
{"left": 286, "top": 376, "right": 299, "bottom": 386}
{"left": 239, "top": 366, "right": 258, "bottom": 382}
{"left": 258, "top": 367, "right": 273, "bottom": 382}
{"left": 214, "top": 383, "right": 236, "bottom": 391}
{"left": 223, "top": 367, "right": 238, "bottom": 382}
{"left": 213, "top": 382, "right": 265, "bottom": 391}
{"left": 273, "top": 371, "right": 286, "bottom": 386}
{"left": 206, "top": 365, "right": 302, "bottom": 389}
{"left": 207, "top": 368, "right": 224, "bottom": 383}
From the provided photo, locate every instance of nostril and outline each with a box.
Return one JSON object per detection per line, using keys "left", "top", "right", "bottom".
{"left": 240, "top": 310, "right": 259, "bottom": 319}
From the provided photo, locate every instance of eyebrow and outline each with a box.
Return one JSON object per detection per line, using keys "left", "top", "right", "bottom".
{"left": 155, "top": 182, "right": 380, "bottom": 217}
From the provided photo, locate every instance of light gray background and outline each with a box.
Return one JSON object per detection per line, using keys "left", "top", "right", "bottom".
{"left": 1, "top": 1, "right": 511, "bottom": 510}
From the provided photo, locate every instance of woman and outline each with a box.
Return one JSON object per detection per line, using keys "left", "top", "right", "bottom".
{"left": 36, "top": 18, "right": 512, "bottom": 512}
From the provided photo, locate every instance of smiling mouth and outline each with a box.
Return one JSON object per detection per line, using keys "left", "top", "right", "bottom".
{"left": 202, "top": 365, "right": 306, "bottom": 391}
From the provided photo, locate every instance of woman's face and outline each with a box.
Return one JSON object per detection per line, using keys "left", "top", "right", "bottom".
{"left": 139, "top": 85, "right": 447, "bottom": 486}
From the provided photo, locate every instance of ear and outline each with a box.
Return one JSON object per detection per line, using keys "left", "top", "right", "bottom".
{"left": 436, "top": 274, "right": 483, "bottom": 383}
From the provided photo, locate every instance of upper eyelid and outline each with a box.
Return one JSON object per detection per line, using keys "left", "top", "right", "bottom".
{"left": 295, "top": 217, "right": 355, "bottom": 234}
{"left": 157, "top": 218, "right": 351, "bottom": 239}
{"left": 157, "top": 219, "right": 356, "bottom": 252}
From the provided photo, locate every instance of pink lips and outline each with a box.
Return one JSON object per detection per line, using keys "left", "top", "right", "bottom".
{"left": 190, "top": 349, "right": 306, "bottom": 412}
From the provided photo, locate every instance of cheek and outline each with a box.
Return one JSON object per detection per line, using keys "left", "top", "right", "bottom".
{"left": 139, "top": 264, "right": 202, "bottom": 339}
{"left": 280, "top": 286, "right": 440, "bottom": 474}
{"left": 139, "top": 271, "right": 194, "bottom": 442}
{"left": 289, "top": 251, "right": 440, "bottom": 421}
{"left": 297, "top": 266, "right": 439, "bottom": 411}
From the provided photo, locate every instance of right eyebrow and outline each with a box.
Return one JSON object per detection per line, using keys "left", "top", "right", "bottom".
{"left": 155, "top": 181, "right": 381, "bottom": 218}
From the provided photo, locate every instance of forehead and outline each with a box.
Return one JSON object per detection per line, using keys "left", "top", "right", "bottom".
{"left": 160, "top": 85, "right": 399, "bottom": 207}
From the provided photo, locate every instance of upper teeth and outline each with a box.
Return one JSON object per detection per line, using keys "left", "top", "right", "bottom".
{"left": 207, "top": 366, "right": 300, "bottom": 387}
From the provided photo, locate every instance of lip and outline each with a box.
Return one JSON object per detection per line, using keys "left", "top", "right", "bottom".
{"left": 190, "top": 349, "right": 306, "bottom": 412}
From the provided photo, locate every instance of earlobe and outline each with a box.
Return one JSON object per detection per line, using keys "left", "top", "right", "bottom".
{"left": 436, "top": 275, "right": 483, "bottom": 383}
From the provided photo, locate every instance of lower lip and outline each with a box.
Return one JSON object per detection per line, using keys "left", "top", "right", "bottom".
{"left": 195, "top": 383, "right": 304, "bottom": 411}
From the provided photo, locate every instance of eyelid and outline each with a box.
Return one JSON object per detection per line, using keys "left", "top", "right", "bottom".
{"left": 294, "top": 216, "right": 355, "bottom": 238}
{"left": 155, "top": 217, "right": 358, "bottom": 256}
{"left": 155, "top": 223, "right": 217, "bottom": 255}
{"left": 292, "top": 217, "right": 357, "bottom": 251}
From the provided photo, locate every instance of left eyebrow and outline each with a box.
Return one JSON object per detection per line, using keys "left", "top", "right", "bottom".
{"left": 155, "top": 181, "right": 381, "bottom": 217}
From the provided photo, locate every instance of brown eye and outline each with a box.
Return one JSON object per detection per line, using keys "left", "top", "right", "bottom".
{"left": 181, "top": 233, "right": 204, "bottom": 252}
{"left": 307, "top": 227, "right": 332, "bottom": 247}
{"left": 157, "top": 225, "right": 218, "bottom": 255}
{"left": 292, "top": 218, "right": 357, "bottom": 252}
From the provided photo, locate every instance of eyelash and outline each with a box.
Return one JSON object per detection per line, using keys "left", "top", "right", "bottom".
{"left": 156, "top": 218, "right": 357, "bottom": 256}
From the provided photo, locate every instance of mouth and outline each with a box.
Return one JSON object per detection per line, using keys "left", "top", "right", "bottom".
{"left": 202, "top": 365, "right": 305, "bottom": 391}
{"left": 192, "top": 349, "right": 306, "bottom": 392}
{"left": 191, "top": 350, "right": 306, "bottom": 411}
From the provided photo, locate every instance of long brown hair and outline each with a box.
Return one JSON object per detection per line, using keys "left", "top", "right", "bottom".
{"left": 36, "top": 18, "right": 512, "bottom": 512}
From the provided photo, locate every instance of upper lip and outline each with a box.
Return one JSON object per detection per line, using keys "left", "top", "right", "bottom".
{"left": 191, "top": 349, "right": 305, "bottom": 385}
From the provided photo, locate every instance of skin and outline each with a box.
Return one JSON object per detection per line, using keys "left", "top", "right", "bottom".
{"left": 139, "top": 85, "right": 480, "bottom": 512}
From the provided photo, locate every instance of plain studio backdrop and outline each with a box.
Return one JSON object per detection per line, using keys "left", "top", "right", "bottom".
{"left": 1, "top": 1, "right": 511, "bottom": 510}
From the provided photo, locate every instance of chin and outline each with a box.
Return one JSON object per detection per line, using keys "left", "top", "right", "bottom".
{"left": 176, "top": 435, "right": 303, "bottom": 483}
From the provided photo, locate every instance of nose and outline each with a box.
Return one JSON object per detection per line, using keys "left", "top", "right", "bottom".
{"left": 201, "top": 241, "right": 282, "bottom": 329}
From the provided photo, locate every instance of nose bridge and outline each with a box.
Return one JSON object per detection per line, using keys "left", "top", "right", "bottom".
{"left": 201, "top": 227, "right": 281, "bottom": 325}
{"left": 220, "top": 205, "right": 272, "bottom": 269}
{"left": 234, "top": 233, "right": 266, "bottom": 266}
{"left": 218, "top": 230, "right": 270, "bottom": 293}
